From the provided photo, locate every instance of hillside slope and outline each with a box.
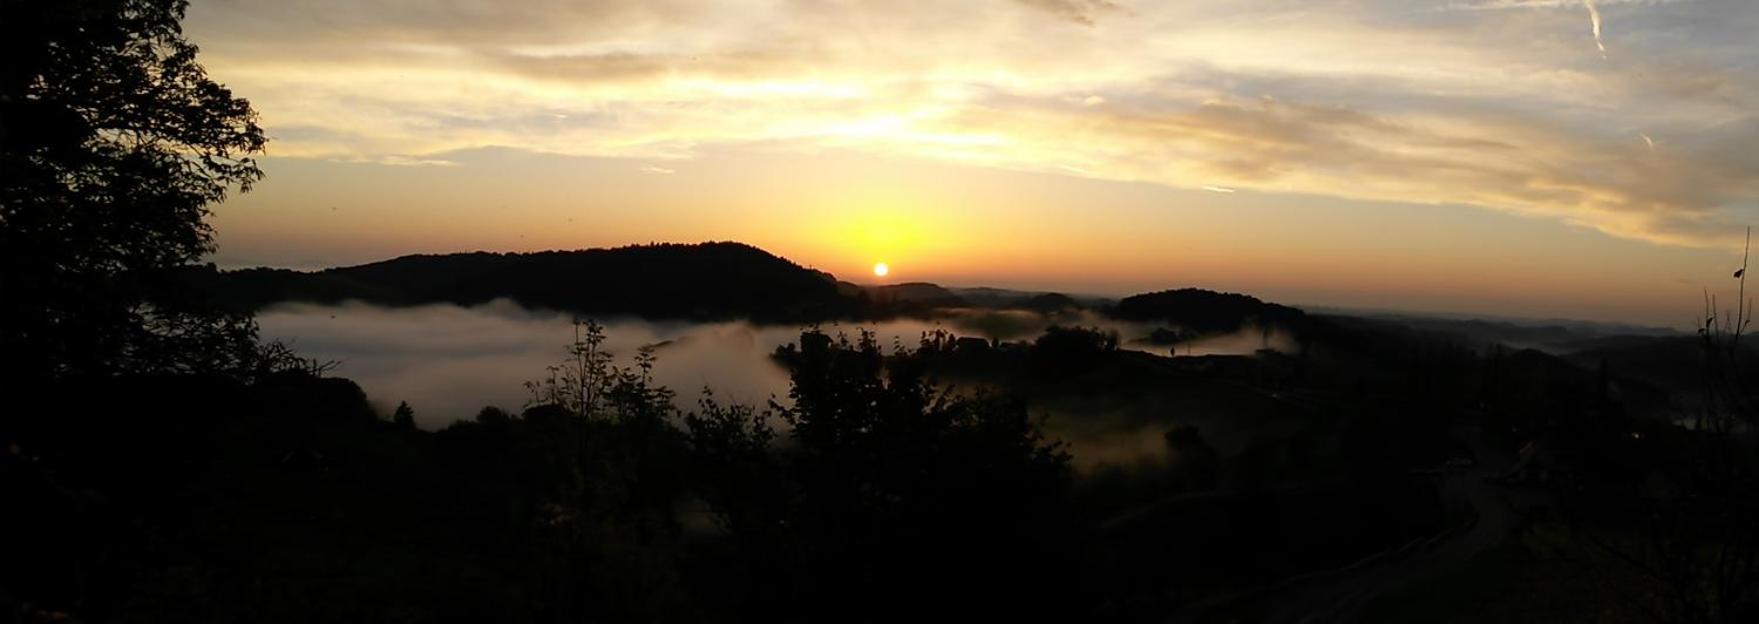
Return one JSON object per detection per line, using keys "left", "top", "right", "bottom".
{"left": 203, "top": 242, "right": 855, "bottom": 322}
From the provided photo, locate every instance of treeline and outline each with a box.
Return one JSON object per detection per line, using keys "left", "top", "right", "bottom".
{"left": 1113, "top": 288, "right": 1306, "bottom": 335}
{"left": 188, "top": 242, "right": 859, "bottom": 323}
{"left": 4, "top": 326, "right": 1084, "bottom": 622}
{"left": 10, "top": 312, "right": 1753, "bottom": 621}
{"left": 0, "top": 321, "right": 1457, "bottom": 622}
{"left": 189, "top": 245, "right": 1326, "bottom": 343}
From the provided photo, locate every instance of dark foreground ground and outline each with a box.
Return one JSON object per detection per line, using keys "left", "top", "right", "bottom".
{"left": 8, "top": 313, "right": 1752, "bottom": 623}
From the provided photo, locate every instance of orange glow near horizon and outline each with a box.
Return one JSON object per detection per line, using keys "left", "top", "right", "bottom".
{"left": 207, "top": 147, "right": 1737, "bottom": 329}
{"left": 185, "top": 0, "right": 1759, "bottom": 331}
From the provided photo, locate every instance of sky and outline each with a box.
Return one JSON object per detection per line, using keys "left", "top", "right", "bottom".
{"left": 184, "top": 0, "right": 1759, "bottom": 327}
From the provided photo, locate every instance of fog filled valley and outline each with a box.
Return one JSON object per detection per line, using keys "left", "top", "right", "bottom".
{"left": 256, "top": 300, "right": 1307, "bottom": 468}
{"left": 18, "top": 243, "right": 1747, "bottom": 621}
{"left": 8, "top": 1, "right": 1759, "bottom": 622}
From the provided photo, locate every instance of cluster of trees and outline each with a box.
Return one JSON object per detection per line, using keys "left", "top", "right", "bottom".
{"left": 460, "top": 322, "right": 1085, "bottom": 620}
{"left": 1112, "top": 288, "right": 1306, "bottom": 335}
{"left": 4, "top": 323, "right": 1088, "bottom": 621}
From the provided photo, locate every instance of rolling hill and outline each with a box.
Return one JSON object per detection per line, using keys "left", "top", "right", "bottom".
{"left": 197, "top": 242, "right": 857, "bottom": 322}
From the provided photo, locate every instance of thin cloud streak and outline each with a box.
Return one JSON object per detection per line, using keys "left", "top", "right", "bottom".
{"left": 1584, "top": 0, "right": 1608, "bottom": 57}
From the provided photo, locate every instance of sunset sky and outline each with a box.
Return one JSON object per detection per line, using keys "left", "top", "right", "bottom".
{"left": 184, "top": 0, "right": 1759, "bottom": 327}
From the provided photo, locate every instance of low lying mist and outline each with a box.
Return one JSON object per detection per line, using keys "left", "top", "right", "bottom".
{"left": 257, "top": 300, "right": 1295, "bottom": 465}
{"left": 258, "top": 300, "right": 801, "bottom": 428}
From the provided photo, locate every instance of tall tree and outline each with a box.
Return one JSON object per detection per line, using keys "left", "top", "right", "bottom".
{"left": 1, "top": 0, "right": 266, "bottom": 378}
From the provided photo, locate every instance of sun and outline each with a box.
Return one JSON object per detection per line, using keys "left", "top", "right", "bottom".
{"left": 872, "top": 262, "right": 890, "bottom": 277}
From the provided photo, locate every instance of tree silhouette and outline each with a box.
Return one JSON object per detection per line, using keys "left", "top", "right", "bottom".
{"left": 2, "top": 0, "right": 266, "bottom": 378}
{"left": 391, "top": 401, "right": 416, "bottom": 429}
{"left": 694, "top": 330, "right": 1083, "bottom": 621}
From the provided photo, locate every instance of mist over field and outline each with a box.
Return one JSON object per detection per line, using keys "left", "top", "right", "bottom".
{"left": 258, "top": 300, "right": 794, "bottom": 427}
{"left": 257, "top": 299, "right": 1292, "bottom": 426}
{"left": 255, "top": 299, "right": 1296, "bottom": 470}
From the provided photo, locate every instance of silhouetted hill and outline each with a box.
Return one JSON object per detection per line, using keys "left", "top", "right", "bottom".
{"left": 1319, "top": 311, "right": 1680, "bottom": 353}
{"left": 1022, "top": 292, "right": 1080, "bottom": 312}
{"left": 202, "top": 242, "right": 855, "bottom": 322}
{"left": 857, "top": 282, "right": 968, "bottom": 315}
{"left": 1561, "top": 334, "right": 1759, "bottom": 407}
{"left": 863, "top": 282, "right": 966, "bottom": 306}
{"left": 949, "top": 287, "right": 1106, "bottom": 310}
{"left": 1113, "top": 288, "right": 1306, "bottom": 334}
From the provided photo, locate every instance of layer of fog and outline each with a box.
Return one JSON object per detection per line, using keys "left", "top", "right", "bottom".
{"left": 257, "top": 299, "right": 1293, "bottom": 469}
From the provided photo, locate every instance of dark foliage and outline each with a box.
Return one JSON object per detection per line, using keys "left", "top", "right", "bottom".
{"left": 5, "top": 2, "right": 1751, "bottom": 622}
{"left": 1, "top": 0, "right": 267, "bottom": 380}
{"left": 855, "top": 281, "right": 970, "bottom": 315}
{"left": 1, "top": 324, "right": 1092, "bottom": 622}
{"left": 7, "top": 297, "right": 1741, "bottom": 623}
{"left": 392, "top": 401, "right": 416, "bottom": 430}
{"left": 1030, "top": 325, "right": 1120, "bottom": 378}
{"left": 1023, "top": 292, "right": 1081, "bottom": 313}
{"left": 704, "top": 330, "right": 1083, "bottom": 621}
{"left": 1113, "top": 287, "right": 1306, "bottom": 335}
{"left": 1524, "top": 293, "right": 1759, "bottom": 623}
{"left": 193, "top": 242, "right": 858, "bottom": 322}
{"left": 3, "top": 373, "right": 534, "bottom": 623}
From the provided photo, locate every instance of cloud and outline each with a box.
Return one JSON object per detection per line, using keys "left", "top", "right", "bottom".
{"left": 328, "top": 154, "right": 459, "bottom": 167}
{"left": 1012, "top": 0, "right": 1123, "bottom": 25}
{"left": 1584, "top": 0, "right": 1607, "bottom": 57}
{"left": 183, "top": 0, "right": 1759, "bottom": 248}
{"left": 926, "top": 93, "right": 1759, "bottom": 247}
{"left": 1444, "top": 0, "right": 1689, "bottom": 9}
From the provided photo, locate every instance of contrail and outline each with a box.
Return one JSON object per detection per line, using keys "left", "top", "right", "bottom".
{"left": 1584, "top": 0, "right": 1607, "bottom": 58}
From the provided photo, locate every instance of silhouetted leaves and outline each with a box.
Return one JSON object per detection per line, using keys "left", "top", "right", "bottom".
{"left": 686, "top": 329, "right": 1084, "bottom": 620}
{"left": 392, "top": 401, "right": 416, "bottom": 430}
{"left": 1, "top": 0, "right": 267, "bottom": 379}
